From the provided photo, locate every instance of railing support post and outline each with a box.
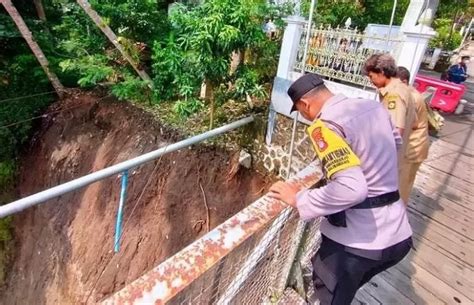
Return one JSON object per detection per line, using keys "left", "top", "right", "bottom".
{"left": 114, "top": 170, "right": 129, "bottom": 253}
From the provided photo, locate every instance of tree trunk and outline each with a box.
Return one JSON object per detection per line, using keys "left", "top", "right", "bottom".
{"left": 230, "top": 50, "right": 245, "bottom": 74}
{"left": 205, "top": 80, "right": 215, "bottom": 130}
{"left": 446, "top": 9, "right": 459, "bottom": 49}
{"left": 75, "top": 0, "right": 152, "bottom": 86}
{"left": 1, "top": 0, "right": 64, "bottom": 94}
{"left": 33, "top": 0, "right": 46, "bottom": 21}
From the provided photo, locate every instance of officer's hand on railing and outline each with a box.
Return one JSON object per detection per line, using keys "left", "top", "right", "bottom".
{"left": 268, "top": 181, "right": 302, "bottom": 208}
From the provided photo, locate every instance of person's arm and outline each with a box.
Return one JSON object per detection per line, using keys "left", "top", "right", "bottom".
{"left": 412, "top": 94, "right": 425, "bottom": 130}
{"left": 269, "top": 120, "right": 367, "bottom": 219}
{"left": 392, "top": 122, "right": 403, "bottom": 151}
{"left": 295, "top": 167, "right": 368, "bottom": 219}
{"left": 385, "top": 93, "right": 407, "bottom": 135}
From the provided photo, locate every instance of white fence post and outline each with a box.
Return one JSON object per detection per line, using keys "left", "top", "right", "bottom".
{"left": 276, "top": 16, "right": 306, "bottom": 79}
{"left": 400, "top": 0, "right": 426, "bottom": 31}
{"left": 266, "top": 16, "right": 305, "bottom": 145}
{"left": 428, "top": 47, "right": 442, "bottom": 69}
{"left": 395, "top": 24, "right": 436, "bottom": 84}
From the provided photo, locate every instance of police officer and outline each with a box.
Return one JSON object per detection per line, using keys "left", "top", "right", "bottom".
{"left": 268, "top": 73, "right": 412, "bottom": 305}
{"left": 396, "top": 66, "right": 430, "bottom": 204}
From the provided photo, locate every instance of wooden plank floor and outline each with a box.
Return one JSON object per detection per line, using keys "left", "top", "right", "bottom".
{"left": 354, "top": 137, "right": 474, "bottom": 305}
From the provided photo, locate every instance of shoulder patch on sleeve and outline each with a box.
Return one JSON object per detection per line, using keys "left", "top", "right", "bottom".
{"left": 306, "top": 120, "right": 361, "bottom": 178}
{"left": 388, "top": 101, "right": 396, "bottom": 110}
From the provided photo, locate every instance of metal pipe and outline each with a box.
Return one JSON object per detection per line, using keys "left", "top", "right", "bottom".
{"left": 286, "top": 114, "right": 299, "bottom": 178}
{"left": 114, "top": 170, "right": 129, "bottom": 253}
{"left": 286, "top": 0, "right": 317, "bottom": 179}
{"left": 0, "top": 116, "right": 254, "bottom": 218}
{"left": 408, "top": 0, "right": 430, "bottom": 85}
{"left": 386, "top": 0, "right": 398, "bottom": 46}
{"left": 300, "top": 0, "right": 316, "bottom": 72}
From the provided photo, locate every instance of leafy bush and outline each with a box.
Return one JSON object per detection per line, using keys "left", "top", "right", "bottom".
{"left": 89, "top": 0, "right": 170, "bottom": 46}
{"left": 152, "top": 0, "right": 287, "bottom": 121}
{"left": 59, "top": 55, "right": 115, "bottom": 87}
{"left": 0, "top": 217, "right": 12, "bottom": 244}
{"left": 0, "top": 161, "right": 14, "bottom": 192}
{"left": 301, "top": 0, "right": 409, "bottom": 29}
{"left": 0, "top": 54, "right": 53, "bottom": 162}
{"left": 173, "top": 99, "right": 205, "bottom": 118}
{"left": 231, "top": 66, "right": 268, "bottom": 101}
{"left": 430, "top": 18, "right": 463, "bottom": 51}
{"left": 111, "top": 74, "right": 152, "bottom": 103}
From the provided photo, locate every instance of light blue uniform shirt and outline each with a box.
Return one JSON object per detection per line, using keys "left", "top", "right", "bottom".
{"left": 296, "top": 94, "right": 413, "bottom": 250}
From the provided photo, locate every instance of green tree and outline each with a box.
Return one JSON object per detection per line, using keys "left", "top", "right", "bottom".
{"left": 153, "top": 0, "right": 284, "bottom": 127}
{"left": 302, "top": 0, "right": 409, "bottom": 30}
{"left": 429, "top": 18, "right": 463, "bottom": 51}
{"left": 432, "top": 0, "right": 471, "bottom": 50}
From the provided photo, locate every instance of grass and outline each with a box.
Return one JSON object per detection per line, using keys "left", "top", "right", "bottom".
{"left": 0, "top": 160, "right": 15, "bottom": 286}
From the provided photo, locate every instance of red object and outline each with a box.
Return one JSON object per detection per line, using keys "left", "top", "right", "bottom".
{"left": 414, "top": 75, "right": 466, "bottom": 113}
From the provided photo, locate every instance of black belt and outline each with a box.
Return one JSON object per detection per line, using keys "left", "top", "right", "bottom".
{"left": 326, "top": 191, "right": 400, "bottom": 227}
{"left": 352, "top": 191, "right": 400, "bottom": 209}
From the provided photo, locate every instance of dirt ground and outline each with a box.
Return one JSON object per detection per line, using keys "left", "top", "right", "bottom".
{"left": 0, "top": 92, "right": 270, "bottom": 305}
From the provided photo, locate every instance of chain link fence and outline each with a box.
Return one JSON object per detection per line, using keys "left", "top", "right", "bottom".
{"left": 167, "top": 211, "right": 322, "bottom": 305}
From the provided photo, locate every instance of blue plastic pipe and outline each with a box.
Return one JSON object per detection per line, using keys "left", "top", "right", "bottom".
{"left": 114, "top": 170, "right": 129, "bottom": 253}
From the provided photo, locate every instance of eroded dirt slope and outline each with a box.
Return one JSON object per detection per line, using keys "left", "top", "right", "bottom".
{"left": 0, "top": 92, "right": 269, "bottom": 305}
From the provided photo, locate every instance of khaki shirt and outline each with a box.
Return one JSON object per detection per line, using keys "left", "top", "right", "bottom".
{"left": 406, "top": 87, "right": 429, "bottom": 163}
{"left": 379, "top": 78, "right": 417, "bottom": 156}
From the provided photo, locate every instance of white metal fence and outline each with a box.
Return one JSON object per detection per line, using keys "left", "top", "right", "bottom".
{"left": 295, "top": 24, "right": 402, "bottom": 88}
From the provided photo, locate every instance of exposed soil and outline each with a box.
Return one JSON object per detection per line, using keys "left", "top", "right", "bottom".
{"left": 0, "top": 92, "right": 270, "bottom": 305}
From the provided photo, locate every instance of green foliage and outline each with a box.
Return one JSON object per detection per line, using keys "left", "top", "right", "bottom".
{"left": 430, "top": 18, "right": 463, "bottom": 50}
{"left": 111, "top": 74, "right": 152, "bottom": 103}
{"left": 59, "top": 55, "right": 115, "bottom": 87}
{"left": 430, "top": 0, "right": 471, "bottom": 51}
{"left": 0, "top": 161, "right": 14, "bottom": 192}
{"left": 0, "top": 214, "right": 12, "bottom": 286}
{"left": 301, "top": 0, "right": 409, "bottom": 29}
{"left": 231, "top": 67, "right": 268, "bottom": 101}
{"left": 168, "top": 0, "right": 271, "bottom": 84}
{"left": 437, "top": 0, "right": 470, "bottom": 20}
{"left": 0, "top": 53, "right": 53, "bottom": 162}
{"left": 2, "top": 0, "right": 288, "bottom": 155}
{"left": 152, "top": 33, "right": 201, "bottom": 102}
{"left": 34, "top": 0, "right": 170, "bottom": 91}
{"left": 153, "top": 0, "right": 286, "bottom": 120}
{"left": 89, "top": 0, "right": 170, "bottom": 45}
{"left": 173, "top": 99, "right": 205, "bottom": 118}
{"left": 0, "top": 217, "right": 11, "bottom": 244}
{"left": 0, "top": 14, "right": 20, "bottom": 38}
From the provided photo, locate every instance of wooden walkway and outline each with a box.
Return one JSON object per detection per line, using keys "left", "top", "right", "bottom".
{"left": 354, "top": 136, "right": 474, "bottom": 305}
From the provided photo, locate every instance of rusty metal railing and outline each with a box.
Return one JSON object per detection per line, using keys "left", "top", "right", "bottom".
{"left": 102, "top": 162, "right": 321, "bottom": 304}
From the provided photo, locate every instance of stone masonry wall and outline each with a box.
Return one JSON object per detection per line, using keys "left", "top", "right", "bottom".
{"left": 254, "top": 113, "right": 318, "bottom": 179}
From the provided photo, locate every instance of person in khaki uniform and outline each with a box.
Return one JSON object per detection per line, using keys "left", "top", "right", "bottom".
{"left": 363, "top": 54, "right": 417, "bottom": 204}
{"left": 397, "top": 66, "right": 430, "bottom": 204}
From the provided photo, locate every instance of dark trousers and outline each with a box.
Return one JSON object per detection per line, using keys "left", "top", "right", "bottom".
{"left": 311, "top": 235, "right": 412, "bottom": 305}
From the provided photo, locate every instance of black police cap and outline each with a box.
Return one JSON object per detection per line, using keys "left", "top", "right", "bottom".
{"left": 287, "top": 73, "right": 325, "bottom": 112}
